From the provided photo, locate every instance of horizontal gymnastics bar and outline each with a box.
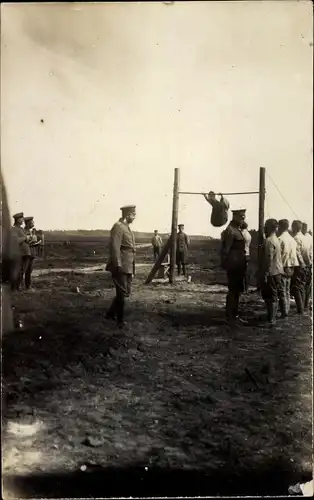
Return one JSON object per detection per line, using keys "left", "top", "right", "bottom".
{"left": 178, "top": 191, "right": 260, "bottom": 196}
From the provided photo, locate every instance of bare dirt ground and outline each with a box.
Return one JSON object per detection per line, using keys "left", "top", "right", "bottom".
{"left": 2, "top": 240, "right": 313, "bottom": 497}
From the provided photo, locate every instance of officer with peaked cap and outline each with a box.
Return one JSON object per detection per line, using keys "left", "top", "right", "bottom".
{"left": 10, "top": 212, "right": 32, "bottom": 291}
{"left": 105, "top": 205, "right": 136, "bottom": 328}
{"left": 221, "top": 208, "right": 251, "bottom": 324}
{"left": 23, "top": 216, "right": 40, "bottom": 290}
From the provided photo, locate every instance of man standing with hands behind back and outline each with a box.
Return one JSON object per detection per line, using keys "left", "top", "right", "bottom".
{"left": 106, "top": 205, "right": 136, "bottom": 328}
{"left": 221, "top": 209, "right": 249, "bottom": 325}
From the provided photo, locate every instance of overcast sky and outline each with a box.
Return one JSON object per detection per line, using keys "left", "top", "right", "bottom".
{"left": 1, "top": 1, "right": 312, "bottom": 237}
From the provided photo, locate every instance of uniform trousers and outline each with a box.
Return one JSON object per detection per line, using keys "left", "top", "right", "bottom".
{"left": 107, "top": 271, "right": 132, "bottom": 323}
{"left": 176, "top": 250, "right": 187, "bottom": 276}
{"left": 153, "top": 246, "right": 161, "bottom": 261}
{"left": 226, "top": 265, "right": 246, "bottom": 320}
{"left": 304, "top": 265, "right": 312, "bottom": 309}
{"left": 291, "top": 266, "right": 307, "bottom": 313}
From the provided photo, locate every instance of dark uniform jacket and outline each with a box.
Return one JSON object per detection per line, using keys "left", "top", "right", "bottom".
{"left": 177, "top": 232, "right": 189, "bottom": 255}
{"left": 11, "top": 226, "right": 31, "bottom": 257}
{"left": 221, "top": 221, "right": 246, "bottom": 271}
{"left": 24, "top": 227, "right": 39, "bottom": 257}
{"left": 106, "top": 220, "right": 136, "bottom": 274}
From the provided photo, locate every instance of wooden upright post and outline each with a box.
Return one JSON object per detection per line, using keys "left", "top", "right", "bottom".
{"left": 258, "top": 167, "right": 266, "bottom": 272}
{"left": 144, "top": 237, "right": 171, "bottom": 285}
{"left": 169, "top": 168, "right": 180, "bottom": 284}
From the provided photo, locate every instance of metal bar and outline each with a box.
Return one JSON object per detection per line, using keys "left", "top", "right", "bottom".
{"left": 169, "top": 168, "right": 180, "bottom": 284}
{"left": 178, "top": 190, "right": 259, "bottom": 196}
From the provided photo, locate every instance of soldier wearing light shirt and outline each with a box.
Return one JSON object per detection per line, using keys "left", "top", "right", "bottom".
{"left": 301, "top": 222, "right": 312, "bottom": 310}
{"left": 291, "top": 220, "right": 307, "bottom": 314}
{"left": 278, "top": 219, "right": 298, "bottom": 317}
{"left": 260, "top": 219, "right": 285, "bottom": 326}
{"left": 240, "top": 221, "right": 252, "bottom": 292}
{"left": 151, "top": 230, "right": 163, "bottom": 262}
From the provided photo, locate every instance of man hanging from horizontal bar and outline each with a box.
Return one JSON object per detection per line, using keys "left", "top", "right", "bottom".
{"left": 203, "top": 191, "right": 230, "bottom": 227}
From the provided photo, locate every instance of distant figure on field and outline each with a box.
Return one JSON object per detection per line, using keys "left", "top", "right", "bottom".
{"left": 301, "top": 222, "right": 312, "bottom": 310}
{"left": 36, "top": 229, "right": 45, "bottom": 257}
{"left": 260, "top": 219, "right": 285, "bottom": 326}
{"left": 176, "top": 224, "right": 189, "bottom": 276}
{"left": 277, "top": 219, "right": 298, "bottom": 317}
{"left": 204, "top": 191, "right": 230, "bottom": 227}
{"left": 10, "top": 212, "right": 32, "bottom": 291}
{"left": 220, "top": 209, "right": 250, "bottom": 324}
{"left": 105, "top": 205, "right": 136, "bottom": 328}
{"left": 23, "top": 216, "right": 40, "bottom": 290}
{"left": 151, "top": 230, "right": 163, "bottom": 261}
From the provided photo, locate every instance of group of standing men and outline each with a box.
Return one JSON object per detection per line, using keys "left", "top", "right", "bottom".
{"left": 104, "top": 201, "right": 312, "bottom": 329}
{"left": 10, "top": 212, "right": 43, "bottom": 291}
{"left": 221, "top": 209, "right": 312, "bottom": 326}
{"left": 151, "top": 226, "right": 190, "bottom": 277}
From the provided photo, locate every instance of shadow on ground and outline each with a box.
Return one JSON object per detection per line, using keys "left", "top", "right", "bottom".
{"left": 3, "top": 460, "right": 311, "bottom": 498}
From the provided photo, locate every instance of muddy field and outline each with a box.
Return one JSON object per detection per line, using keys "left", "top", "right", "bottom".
{"left": 2, "top": 238, "right": 313, "bottom": 498}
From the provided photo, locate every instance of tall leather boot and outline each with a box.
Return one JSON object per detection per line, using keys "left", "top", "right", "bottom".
{"left": 234, "top": 293, "right": 240, "bottom": 318}
{"left": 304, "top": 288, "right": 311, "bottom": 310}
{"left": 226, "top": 292, "right": 236, "bottom": 322}
{"left": 116, "top": 295, "right": 125, "bottom": 327}
{"left": 294, "top": 291, "right": 304, "bottom": 314}
{"left": 182, "top": 264, "right": 186, "bottom": 277}
{"left": 270, "top": 301, "right": 278, "bottom": 325}
{"left": 279, "top": 296, "right": 288, "bottom": 318}
{"left": 265, "top": 299, "right": 272, "bottom": 322}
{"left": 177, "top": 264, "right": 181, "bottom": 276}
{"left": 106, "top": 297, "right": 117, "bottom": 320}
{"left": 286, "top": 291, "right": 291, "bottom": 314}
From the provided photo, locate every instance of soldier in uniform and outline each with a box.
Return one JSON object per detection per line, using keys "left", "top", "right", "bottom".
{"left": 176, "top": 224, "right": 189, "bottom": 276}
{"left": 260, "top": 219, "right": 285, "bottom": 325}
{"left": 23, "top": 216, "right": 40, "bottom": 289}
{"left": 36, "top": 229, "right": 45, "bottom": 257}
{"left": 151, "top": 230, "right": 163, "bottom": 261}
{"left": 10, "top": 212, "right": 32, "bottom": 291}
{"left": 221, "top": 209, "right": 249, "bottom": 324}
{"left": 105, "top": 205, "right": 136, "bottom": 328}
{"left": 291, "top": 220, "right": 309, "bottom": 314}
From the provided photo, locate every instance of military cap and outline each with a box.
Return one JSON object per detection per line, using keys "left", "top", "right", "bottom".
{"left": 120, "top": 205, "right": 136, "bottom": 215}
{"left": 24, "top": 216, "right": 34, "bottom": 222}
{"left": 232, "top": 209, "right": 246, "bottom": 215}
{"left": 178, "top": 223, "right": 184, "bottom": 227}
{"left": 13, "top": 212, "right": 24, "bottom": 219}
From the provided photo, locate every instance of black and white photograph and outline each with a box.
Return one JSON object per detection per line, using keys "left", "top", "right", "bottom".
{"left": 1, "top": 1, "right": 313, "bottom": 498}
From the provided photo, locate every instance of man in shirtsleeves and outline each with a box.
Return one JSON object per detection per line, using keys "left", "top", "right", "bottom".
{"left": 151, "top": 230, "right": 163, "bottom": 261}
{"left": 301, "top": 222, "right": 313, "bottom": 310}
{"left": 221, "top": 209, "right": 249, "bottom": 324}
{"left": 291, "top": 220, "right": 309, "bottom": 314}
{"left": 106, "top": 205, "right": 136, "bottom": 328}
{"left": 277, "top": 219, "right": 298, "bottom": 317}
{"left": 260, "top": 219, "right": 285, "bottom": 326}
